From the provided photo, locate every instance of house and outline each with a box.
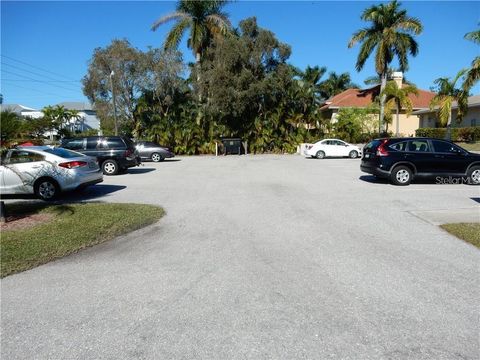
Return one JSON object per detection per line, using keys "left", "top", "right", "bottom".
{"left": 55, "top": 102, "right": 100, "bottom": 132}
{"left": 1, "top": 102, "right": 100, "bottom": 133}
{"left": 0, "top": 104, "right": 43, "bottom": 119}
{"left": 320, "top": 72, "right": 436, "bottom": 136}
{"left": 412, "top": 95, "right": 480, "bottom": 128}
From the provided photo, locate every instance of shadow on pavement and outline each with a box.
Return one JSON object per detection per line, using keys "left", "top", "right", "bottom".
{"left": 63, "top": 184, "right": 126, "bottom": 201}
{"left": 123, "top": 167, "right": 156, "bottom": 174}
{"left": 358, "top": 175, "right": 389, "bottom": 184}
{"left": 141, "top": 159, "right": 181, "bottom": 163}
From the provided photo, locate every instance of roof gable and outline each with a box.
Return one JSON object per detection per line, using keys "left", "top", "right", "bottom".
{"left": 321, "top": 85, "right": 435, "bottom": 110}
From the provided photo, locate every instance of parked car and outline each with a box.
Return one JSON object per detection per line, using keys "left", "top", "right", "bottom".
{"left": 0, "top": 146, "right": 103, "bottom": 200}
{"left": 135, "top": 141, "right": 175, "bottom": 162}
{"left": 360, "top": 137, "right": 480, "bottom": 185}
{"left": 304, "top": 139, "right": 363, "bottom": 159}
{"left": 61, "top": 136, "right": 140, "bottom": 175}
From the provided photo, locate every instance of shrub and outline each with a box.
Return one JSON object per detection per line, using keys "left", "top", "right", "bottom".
{"left": 415, "top": 127, "right": 480, "bottom": 142}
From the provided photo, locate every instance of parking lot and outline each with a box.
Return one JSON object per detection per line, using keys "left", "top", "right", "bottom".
{"left": 2, "top": 155, "right": 479, "bottom": 359}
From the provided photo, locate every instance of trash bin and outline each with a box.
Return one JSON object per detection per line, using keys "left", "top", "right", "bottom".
{"left": 221, "top": 138, "right": 242, "bottom": 155}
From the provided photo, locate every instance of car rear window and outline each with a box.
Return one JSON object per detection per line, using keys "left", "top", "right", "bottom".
{"left": 43, "top": 148, "right": 86, "bottom": 159}
{"left": 408, "top": 140, "right": 431, "bottom": 152}
{"left": 364, "top": 140, "right": 383, "bottom": 151}
{"left": 106, "top": 137, "right": 127, "bottom": 149}
{"left": 121, "top": 137, "right": 135, "bottom": 149}
{"left": 389, "top": 141, "right": 408, "bottom": 151}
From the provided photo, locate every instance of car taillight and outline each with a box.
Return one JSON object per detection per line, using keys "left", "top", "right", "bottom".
{"left": 125, "top": 149, "right": 133, "bottom": 157}
{"left": 58, "top": 161, "right": 87, "bottom": 169}
{"left": 376, "top": 140, "right": 389, "bottom": 157}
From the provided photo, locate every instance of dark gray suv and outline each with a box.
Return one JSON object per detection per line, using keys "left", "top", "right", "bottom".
{"left": 61, "top": 136, "right": 140, "bottom": 175}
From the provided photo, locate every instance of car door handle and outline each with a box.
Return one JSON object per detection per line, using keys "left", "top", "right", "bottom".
{"left": 31, "top": 165, "right": 42, "bottom": 169}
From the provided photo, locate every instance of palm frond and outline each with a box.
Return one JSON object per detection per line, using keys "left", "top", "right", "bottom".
{"left": 348, "top": 28, "right": 369, "bottom": 48}
{"left": 463, "top": 56, "right": 480, "bottom": 90}
{"left": 152, "top": 11, "right": 189, "bottom": 31}
{"left": 164, "top": 17, "right": 191, "bottom": 51}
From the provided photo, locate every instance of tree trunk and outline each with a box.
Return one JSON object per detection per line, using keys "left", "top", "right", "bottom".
{"left": 395, "top": 102, "right": 400, "bottom": 137}
{"left": 445, "top": 110, "right": 452, "bottom": 140}
{"left": 379, "top": 72, "right": 387, "bottom": 134}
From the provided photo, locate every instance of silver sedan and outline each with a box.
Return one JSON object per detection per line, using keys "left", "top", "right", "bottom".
{"left": 135, "top": 141, "right": 175, "bottom": 162}
{"left": 0, "top": 146, "right": 103, "bottom": 200}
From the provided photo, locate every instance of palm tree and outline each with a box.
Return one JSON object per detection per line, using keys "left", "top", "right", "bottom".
{"left": 319, "top": 72, "right": 358, "bottom": 99}
{"left": 297, "top": 65, "right": 327, "bottom": 108}
{"left": 348, "top": 0, "right": 423, "bottom": 132}
{"left": 430, "top": 70, "right": 468, "bottom": 140}
{"left": 458, "top": 25, "right": 480, "bottom": 118}
{"left": 462, "top": 25, "right": 479, "bottom": 92}
{"left": 380, "top": 80, "right": 418, "bottom": 136}
{"left": 151, "top": 0, "right": 231, "bottom": 64}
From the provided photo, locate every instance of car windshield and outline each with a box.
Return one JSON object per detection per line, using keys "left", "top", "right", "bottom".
{"left": 43, "top": 148, "right": 86, "bottom": 159}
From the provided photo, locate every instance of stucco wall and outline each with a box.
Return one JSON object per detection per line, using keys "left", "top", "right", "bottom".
{"left": 418, "top": 106, "right": 480, "bottom": 128}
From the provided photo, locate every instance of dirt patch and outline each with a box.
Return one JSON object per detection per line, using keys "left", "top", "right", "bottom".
{"left": 1, "top": 214, "right": 54, "bottom": 231}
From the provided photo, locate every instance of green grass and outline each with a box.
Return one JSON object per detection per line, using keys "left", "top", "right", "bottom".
{"left": 441, "top": 223, "right": 480, "bottom": 248}
{"left": 1, "top": 202, "right": 164, "bottom": 277}
{"left": 456, "top": 142, "right": 480, "bottom": 152}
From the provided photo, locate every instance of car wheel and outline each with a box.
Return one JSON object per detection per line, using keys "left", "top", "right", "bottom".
{"left": 467, "top": 166, "right": 480, "bottom": 185}
{"left": 349, "top": 150, "right": 358, "bottom": 159}
{"left": 102, "top": 160, "right": 119, "bottom": 175}
{"left": 315, "top": 150, "right": 325, "bottom": 159}
{"left": 34, "top": 178, "right": 59, "bottom": 201}
{"left": 151, "top": 152, "right": 163, "bottom": 162}
{"left": 390, "top": 165, "right": 412, "bottom": 186}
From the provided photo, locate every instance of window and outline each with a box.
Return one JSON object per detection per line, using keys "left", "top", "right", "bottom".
{"left": 432, "top": 140, "right": 463, "bottom": 154}
{"left": 63, "top": 138, "right": 84, "bottom": 150}
{"left": 146, "top": 142, "right": 159, "bottom": 147}
{"left": 471, "top": 119, "right": 477, "bottom": 127}
{"left": 106, "top": 137, "right": 126, "bottom": 149}
{"left": 43, "top": 148, "right": 86, "bottom": 159}
{"left": 335, "top": 140, "right": 346, "bottom": 146}
{"left": 407, "top": 140, "right": 430, "bottom": 152}
{"left": 8, "top": 150, "right": 44, "bottom": 164}
{"left": 86, "top": 138, "right": 102, "bottom": 150}
{"left": 389, "top": 141, "right": 408, "bottom": 151}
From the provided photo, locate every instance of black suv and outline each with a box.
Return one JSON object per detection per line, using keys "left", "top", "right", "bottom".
{"left": 361, "top": 137, "right": 480, "bottom": 185}
{"left": 61, "top": 136, "right": 140, "bottom": 175}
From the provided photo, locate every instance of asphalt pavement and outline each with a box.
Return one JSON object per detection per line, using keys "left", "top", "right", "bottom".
{"left": 2, "top": 155, "right": 479, "bottom": 359}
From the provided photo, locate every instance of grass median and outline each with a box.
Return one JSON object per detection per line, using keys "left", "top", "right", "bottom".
{"left": 1, "top": 202, "right": 164, "bottom": 277}
{"left": 441, "top": 223, "right": 480, "bottom": 249}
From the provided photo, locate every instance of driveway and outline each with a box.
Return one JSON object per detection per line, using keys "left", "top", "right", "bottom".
{"left": 2, "top": 155, "right": 479, "bottom": 359}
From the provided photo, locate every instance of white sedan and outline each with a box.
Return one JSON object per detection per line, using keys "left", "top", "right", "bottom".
{"left": 0, "top": 146, "right": 103, "bottom": 200}
{"left": 304, "top": 139, "right": 362, "bottom": 159}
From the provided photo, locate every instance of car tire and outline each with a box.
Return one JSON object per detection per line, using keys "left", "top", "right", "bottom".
{"left": 349, "top": 150, "right": 358, "bottom": 159}
{"left": 151, "top": 152, "right": 163, "bottom": 162}
{"left": 390, "top": 165, "right": 413, "bottom": 186}
{"left": 315, "top": 150, "right": 325, "bottom": 159}
{"left": 102, "top": 160, "right": 119, "bottom": 176}
{"left": 467, "top": 166, "right": 480, "bottom": 185}
{"left": 34, "top": 178, "right": 59, "bottom": 201}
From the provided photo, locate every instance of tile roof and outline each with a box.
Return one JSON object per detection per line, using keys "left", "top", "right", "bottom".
{"left": 320, "top": 85, "right": 436, "bottom": 110}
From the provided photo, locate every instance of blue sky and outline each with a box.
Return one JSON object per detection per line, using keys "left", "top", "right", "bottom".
{"left": 1, "top": 1, "right": 479, "bottom": 109}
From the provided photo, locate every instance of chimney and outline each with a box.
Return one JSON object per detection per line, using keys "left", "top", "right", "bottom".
{"left": 392, "top": 72, "right": 403, "bottom": 88}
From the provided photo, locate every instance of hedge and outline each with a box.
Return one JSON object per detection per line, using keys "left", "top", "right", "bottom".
{"left": 415, "top": 127, "right": 480, "bottom": 142}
